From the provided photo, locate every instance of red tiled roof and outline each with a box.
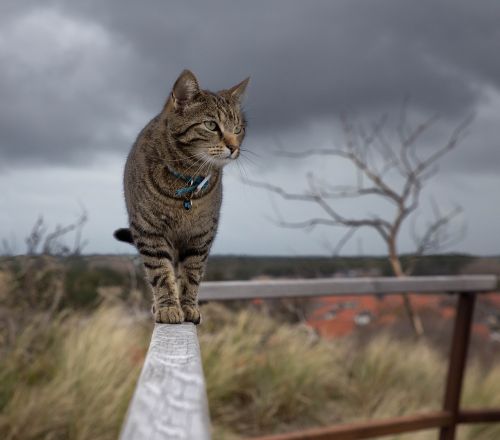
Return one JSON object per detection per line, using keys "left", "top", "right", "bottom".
{"left": 305, "top": 292, "right": 500, "bottom": 340}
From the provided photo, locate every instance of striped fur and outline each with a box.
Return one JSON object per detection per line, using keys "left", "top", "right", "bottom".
{"left": 117, "top": 70, "right": 249, "bottom": 324}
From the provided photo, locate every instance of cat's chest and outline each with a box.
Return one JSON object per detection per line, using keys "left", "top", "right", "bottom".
{"left": 168, "top": 202, "right": 219, "bottom": 248}
{"left": 178, "top": 197, "right": 220, "bottom": 223}
{"left": 163, "top": 186, "right": 221, "bottom": 231}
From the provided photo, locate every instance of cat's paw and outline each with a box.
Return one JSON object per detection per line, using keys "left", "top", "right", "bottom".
{"left": 155, "top": 305, "right": 184, "bottom": 324}
{"left": 182, "top": 305, "right": 201, "bottom": 325}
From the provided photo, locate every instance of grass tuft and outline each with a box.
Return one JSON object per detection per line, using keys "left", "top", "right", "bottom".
{"left": 0, "top": 306, "right": 151, "bottom": 440}
{"left": 200, "top": 303, "right": 346, "bottom": 436}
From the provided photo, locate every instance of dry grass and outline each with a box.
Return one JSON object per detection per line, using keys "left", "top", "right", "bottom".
{"left": 0, "top": 302, "right": 499, "bottom": 440}
{"left": 200, "top": 303, "right": 346, "bottom": 437}
{"left": 0, "top": 306, "right": 151, "bottom": 440}
{"left": 199, "top": 303, "right": 500, "bottom": 440}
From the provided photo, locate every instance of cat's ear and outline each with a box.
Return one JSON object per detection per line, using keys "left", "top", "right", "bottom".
{"left": 170, "top": 70, "right": 200, "bottom": 109}
{"left": 228, "top": 77, "right": 250, "bottom": 100}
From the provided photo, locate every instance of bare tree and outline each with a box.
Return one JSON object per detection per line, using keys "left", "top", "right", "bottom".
{"left": 0, "top": 210, "right": 90, "bottom": 346}
{"left": 23, "top": 210, "right": 89, "bottom": 256}
{"left": 244, "top": 111, "right": 472, "bottom": 337}
{"left": 25, "top": 216, "right": 46, "bottom": 255}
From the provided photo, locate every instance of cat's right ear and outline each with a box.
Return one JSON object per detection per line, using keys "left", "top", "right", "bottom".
{"left": 166, "top": 70, "right": 200, "bottom": 112}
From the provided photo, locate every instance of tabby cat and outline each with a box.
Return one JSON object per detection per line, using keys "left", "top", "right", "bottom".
{"left": 114, "top": 70, "right": 249, "bottom": 324}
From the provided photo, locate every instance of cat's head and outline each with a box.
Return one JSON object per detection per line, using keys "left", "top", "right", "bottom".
{"left": 164, "top": 70, "right": 249, "bottom": 169}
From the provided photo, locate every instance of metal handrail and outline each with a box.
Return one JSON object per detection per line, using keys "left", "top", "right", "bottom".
{"left": 120, "top": 275, "right": 498, "bottom": 440}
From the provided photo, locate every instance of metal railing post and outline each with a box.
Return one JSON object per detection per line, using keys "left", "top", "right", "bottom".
{"left": 439, "top": 292, "right": 476, "bottom": 440}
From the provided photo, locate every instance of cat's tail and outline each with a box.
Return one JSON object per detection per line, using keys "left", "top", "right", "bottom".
{"left": 113, "top": 228, "right": 134, "bottom": 244}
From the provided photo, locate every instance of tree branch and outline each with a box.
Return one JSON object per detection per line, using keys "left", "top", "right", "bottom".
{"left": 243, "top": 177, "right": 392, "bottom": 242}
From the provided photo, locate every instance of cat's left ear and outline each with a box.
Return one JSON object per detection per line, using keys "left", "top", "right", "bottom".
{"left": 228, "top": 77, "right": 250, "bottom": 100}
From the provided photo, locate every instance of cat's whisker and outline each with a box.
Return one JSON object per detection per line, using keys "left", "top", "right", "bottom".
{"left": 240, "top": 148, "right": 261, "bottom": 158}
{"left": 170, "top": 152, "right": 211, "bottom": 177}
{"left": 164, "top": 153, "right": 197, "bottom": 162}
{"left": 239, "top": 157, "right": 252, "bottom": 179}
{"left": 181, "top": 154, "right": 214, "bottom": 184}
{"left": 234, "top": 159, "right": 249, "bottom": 181}
{"left": 239, "top": 152, "right": 259, "bottom": 168}
{"left": 188, "top": 154, "right": 213, "bottom": 178}
{"left": 165, "top": 151, "right": 206, "bottom": 166}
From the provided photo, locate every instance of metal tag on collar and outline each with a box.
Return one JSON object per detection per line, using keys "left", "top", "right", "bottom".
{"left": 195, "top": 174, "right": 211, "bottom": 194}
{"left": 183, "top": 199, "right": 192, "bottom": 210}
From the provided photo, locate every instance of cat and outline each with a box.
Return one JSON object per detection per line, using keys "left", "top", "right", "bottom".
{"left": 114, "top": 69, "right": 249, "bottom": 324}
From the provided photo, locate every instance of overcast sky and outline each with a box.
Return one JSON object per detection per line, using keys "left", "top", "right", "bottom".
{"left": 1, "top": 0, "right": 499, "bottom": 256}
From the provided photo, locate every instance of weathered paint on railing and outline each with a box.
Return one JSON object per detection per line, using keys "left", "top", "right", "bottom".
{"left": 119, "top": 323, "right": 211, "bottom": 440}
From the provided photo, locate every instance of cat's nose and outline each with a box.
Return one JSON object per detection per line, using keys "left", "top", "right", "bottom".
{"left": 227, "top": 145, "right": 239, "bottom": 158}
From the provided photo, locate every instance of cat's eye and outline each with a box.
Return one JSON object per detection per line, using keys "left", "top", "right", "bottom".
{"left": 204, "top": 121, "right": 218, "bottom": 131}
{"left": 234, "top": 126, "right": 243, "bottom": 135}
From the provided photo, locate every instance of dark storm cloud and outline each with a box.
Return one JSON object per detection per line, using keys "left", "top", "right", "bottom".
{"left": 0, "top": 0, "right": 499, "bottom": 168}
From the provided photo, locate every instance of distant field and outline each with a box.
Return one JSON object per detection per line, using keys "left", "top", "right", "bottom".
{"left": 27, "top": 252, "right": 497, "bottom": 280}
{"left": 204, "top": 253, "right": 487, "bottom": 280}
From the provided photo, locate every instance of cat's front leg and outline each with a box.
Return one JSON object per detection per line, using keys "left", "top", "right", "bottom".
{"left": 136, "top": 239, "right": 184, "bottom": 324}
{"left": 178, "top": 248, "right": 209, "bottom": 324}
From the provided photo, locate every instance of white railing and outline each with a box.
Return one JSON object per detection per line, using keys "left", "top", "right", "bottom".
{"left": 120, "top": 324, "right": 210, "bottom": 440}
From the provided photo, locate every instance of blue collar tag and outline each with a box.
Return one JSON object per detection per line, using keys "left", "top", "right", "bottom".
{"left": 166, "top": 165, "right": 211, "bottom": 209}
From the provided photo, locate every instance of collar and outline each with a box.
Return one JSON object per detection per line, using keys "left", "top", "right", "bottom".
{"left": 165, "top": 164, "right": 211, "bottom": 209}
